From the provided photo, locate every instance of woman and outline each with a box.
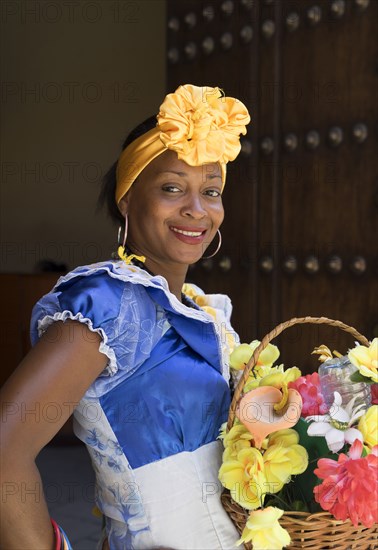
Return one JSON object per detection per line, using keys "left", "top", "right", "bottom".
{"left": 0, "top": 84, "right": 250, "bottom": 549}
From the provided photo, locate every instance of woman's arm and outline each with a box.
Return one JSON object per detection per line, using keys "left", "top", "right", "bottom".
{"left": 0, "top": 320, "right": 108, "bottom": 549}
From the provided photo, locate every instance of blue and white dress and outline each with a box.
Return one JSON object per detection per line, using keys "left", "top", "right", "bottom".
{"left": 31, "top": 261, "right": 240, "bottom": 549}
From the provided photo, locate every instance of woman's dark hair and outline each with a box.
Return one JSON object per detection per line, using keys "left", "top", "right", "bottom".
{"left": 98, "top": 115, "right": 157, "bottom": 225}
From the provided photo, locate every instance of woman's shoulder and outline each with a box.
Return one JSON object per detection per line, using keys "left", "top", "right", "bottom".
{"left": 30, "top": 261, "right": 169, "bottom": 380}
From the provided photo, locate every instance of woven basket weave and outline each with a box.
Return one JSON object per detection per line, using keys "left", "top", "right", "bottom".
{"left": 221, "top": 316, "right": 378, "bottom": 550}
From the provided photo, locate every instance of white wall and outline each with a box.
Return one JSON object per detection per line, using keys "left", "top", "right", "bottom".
{"left": 0, "top": 0, "right": 166, "bottom": 272}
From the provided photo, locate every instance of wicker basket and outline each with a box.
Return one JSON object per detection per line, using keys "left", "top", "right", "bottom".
{"left": 221, "top": 316, "right": 378, "bottom": 550}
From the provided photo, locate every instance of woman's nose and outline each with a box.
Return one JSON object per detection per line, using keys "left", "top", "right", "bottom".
{"left": 180, "top": 193, "right": 207, "bottom": 219}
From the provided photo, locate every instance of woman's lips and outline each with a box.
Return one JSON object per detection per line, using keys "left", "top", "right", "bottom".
{"left": 169, "top": 225, "right": 208, "bottom": 244}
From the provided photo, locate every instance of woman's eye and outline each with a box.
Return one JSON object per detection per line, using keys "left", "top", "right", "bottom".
{"left": 204, "top": 189, "right": 221, "bottom": 197}
{"left": 162, "top": 184, "right": 181, "bottom": 193}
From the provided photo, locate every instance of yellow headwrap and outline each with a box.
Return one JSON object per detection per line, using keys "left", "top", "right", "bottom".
{"left": 115, "top": 84, "right": 251, "bottom": 204}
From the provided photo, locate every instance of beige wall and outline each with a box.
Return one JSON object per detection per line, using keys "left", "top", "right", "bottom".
{"left": 1, "top": 0, "right": 166, "bottom": 273}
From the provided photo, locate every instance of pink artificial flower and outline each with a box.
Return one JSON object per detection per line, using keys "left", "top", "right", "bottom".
{"left": 314, "top": 439, "right": 378, "bottom": 527}
{"left": 371, "top": 384, "right": 378, "bottom": 405}
{"left": 288, "top": 373, "right": 328, "bottom": 417}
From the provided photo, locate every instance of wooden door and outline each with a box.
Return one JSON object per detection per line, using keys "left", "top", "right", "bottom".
{"left": 166, "top": 0, "right": 377, "bottom": 371}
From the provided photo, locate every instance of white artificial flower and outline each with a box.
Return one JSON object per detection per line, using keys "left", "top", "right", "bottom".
{"left": 305, "top": 392, "right": 365, "bottom": 453}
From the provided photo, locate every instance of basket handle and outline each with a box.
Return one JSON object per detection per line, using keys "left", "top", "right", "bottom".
{"left": 227, "top": 316, "right": 369, "bottom": 430}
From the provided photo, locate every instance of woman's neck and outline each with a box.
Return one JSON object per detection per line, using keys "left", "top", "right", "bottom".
{"left": 124, "top": 245, "right": 188, "bottom": 302}
{"left": 144, "top": 259, "right": 188, "bottom": 301}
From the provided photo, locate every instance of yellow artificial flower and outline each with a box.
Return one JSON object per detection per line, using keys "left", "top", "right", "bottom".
{"left": 268, "top": 428, "right": 300, "bottom": 448}
{"left": 262, "top": 445, "right": 295, "bottom": 493}
{"left": 348, "top": 338, "right": 378, "bottom": 383}
{"left": 222, "top": 424, "right": 254, "bottom": 461}
{"left": 200, "top": 305, "right": 217, "bottom": 319}
{"left": 219, "top": 447, "right": 267, "bottom": 510}
{"left": 222, "top": 424, "right": 252, "bottom": 447}
{"left": 237, "top": 506, "right": 291, "bottom": 549}
{"left": 358, "top": 405, "right": 378, "bottom": 449}
{"left": 263, "top": 443, "right": 308, "bottom": 493}
{"left": 223, "top": 439, "right": 252, "bottom": 462}
{"left": 257, "top": 367, "right": 302, "bottom": 412}
{"left": 243, "top": 364, "right": 283, "bottom": 392}
{"left": 259, "top": 367, "right": 301, "bottom": 388}
{"left": 181, "top": 283, "right": 197, "bottom": 299}
{"left": 285, "top": 444, "right": 308, "bottom": 475}
{"left": 230, "top": 341, "right": 280, "bottom": 371}
{"left": 158, "top": 84, "right": 251, "bottom": 168}
{"left": 192, "top": 294, "right": 208, "bottom": 307}
{"left": 230, "top": 343, "right": 257, "bottom": 371}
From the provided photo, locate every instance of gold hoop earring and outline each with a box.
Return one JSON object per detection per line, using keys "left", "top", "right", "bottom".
{"left": 202, "top": 229, "right": 222, "bottom": 259}
{"left": 117, "top": 214, "right": 146, "bottom": 264}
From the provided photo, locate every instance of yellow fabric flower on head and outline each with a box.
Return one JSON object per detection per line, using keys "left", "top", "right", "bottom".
{"left": 219, "top": 447, "right": 267, "bottom": 510}
{"left": 237, "top": 506, "right": 291, "bottom": 549}
{"left": 157, "top": 84, "right": 250, "bottom": 169}
{"left": 358, "top": 405, "right": 378, "bottom": 449}
{"left": 348, "top": 338, "right": 378, "bottom": 383}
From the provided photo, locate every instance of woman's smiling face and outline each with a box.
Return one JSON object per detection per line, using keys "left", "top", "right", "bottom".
{"left": 119, "top": 149, "right": 224, "bottom": 269}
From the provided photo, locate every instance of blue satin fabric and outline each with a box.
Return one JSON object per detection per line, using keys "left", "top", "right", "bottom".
{"left": 57, "top": 271, "right": 125, "bottom": 330}
{"left": 100, "top": 324, "right": 230, "bottom": 469}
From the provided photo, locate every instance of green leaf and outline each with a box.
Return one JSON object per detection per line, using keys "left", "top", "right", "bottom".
{"left": 350, "top": 371, "right": 373, "bottom": 384}
{"left": 292, "top": 418, "right": 339, "bottom": 512}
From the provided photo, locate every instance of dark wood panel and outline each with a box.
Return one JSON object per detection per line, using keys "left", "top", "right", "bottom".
{"left": 276, "top": 0, "right": 378, "bottom": 367}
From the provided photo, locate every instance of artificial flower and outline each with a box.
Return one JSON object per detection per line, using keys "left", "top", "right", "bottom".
{"left": 358, "top": 405, "right": 378, "bottom": 449}
{"left": 267, "top": 428, "right": 300, "bottom": 448}
{"left": 218, "top": 447, "right": 267, "bottom": 510}
{"left": 306, "top": 391, "right": 365, "bottom": 453}
{"left": 258, "top": 367, "right": 302, "bottom": 412}
{"left": 157, "top": 84, "right": 250, "bottom": 168}
{"left": 259, "top": 366, "right": 301, "bottom": 388}
{"left": 220, "top": 337, "right": 378, "bottom": 537}
{"left": 348, "top": 338, "right": 378, "bottom": 383}
{"left": 243, "top": 364, "right": 284, "bottom": 393}
{"left": 221, "top": 424, "right": 254, "bottom": 461}
{"left": 314, "top": 439, "right": 378, "bottom": 527}
{"left": 181, "top": 283, "right": 197, "bottom": 299}
{"left": 181, "top": 286, "right": 238, "bottom": 355}
{"left": 266, "top": 430, "right": 309, "bottom": 475}
{"left": 236, "top": 385, "right": 303, "bottom": 448}
{"left": 312, "top": 344, "right": 342, "bottom": 362}
{"left": 263, "top": 442, "right": 308, "bottom": 493}
{"left": 289, "top": 372, "right": 328, "bottom": 417}
{"left": 237, "top": 506, "right": 291, "bottom": 549}
{"left": 230, "top": 340, "right": 280, "bottom": 372}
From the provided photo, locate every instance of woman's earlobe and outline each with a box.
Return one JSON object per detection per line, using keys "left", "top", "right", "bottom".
{"left": 118, "top": 196, "right": 129, "bottom": 217}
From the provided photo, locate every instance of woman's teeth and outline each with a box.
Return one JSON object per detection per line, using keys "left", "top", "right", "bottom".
{"left": 171, "top": 228, "right": 203, "bottom": 237}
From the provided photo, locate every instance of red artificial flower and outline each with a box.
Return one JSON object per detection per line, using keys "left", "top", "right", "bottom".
{"left": 314, "top": 439, "right": 378, "bottom": 527}
{"left": 288, "top": 373, "right": 328, "bottom": 417}
{"left": 371, "top": 384, "right": 378, "bottom": 405}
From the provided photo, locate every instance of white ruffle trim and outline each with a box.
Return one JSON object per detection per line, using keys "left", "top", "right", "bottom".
{"left": 53, "top": 261, "right": 229, "bottom": 325}
{"left": 37, "top": 311, "right": 118, "bottom": 376}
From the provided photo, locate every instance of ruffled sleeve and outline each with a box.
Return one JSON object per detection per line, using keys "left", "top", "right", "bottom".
{"left": 30, "top": 267, "right": 166, "bottom": 396}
